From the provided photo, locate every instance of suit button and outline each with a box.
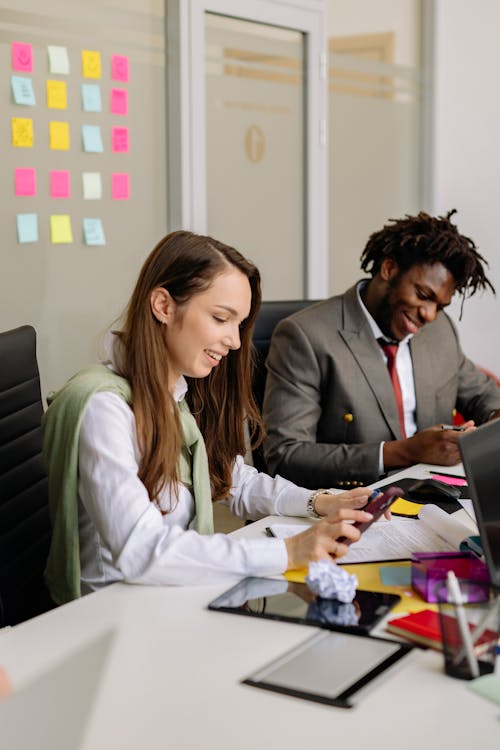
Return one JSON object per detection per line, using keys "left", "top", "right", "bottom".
{"left": 343, "top": 412, "right": 354, "bottom": 423}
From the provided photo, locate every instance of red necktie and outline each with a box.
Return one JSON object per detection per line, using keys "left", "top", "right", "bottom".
{"left": 379, "top": 341, "right": 406, "bottom": 439}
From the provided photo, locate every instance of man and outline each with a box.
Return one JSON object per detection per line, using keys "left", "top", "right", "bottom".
{"left": 262, "top": 210, "right": 500, "bottom": 489}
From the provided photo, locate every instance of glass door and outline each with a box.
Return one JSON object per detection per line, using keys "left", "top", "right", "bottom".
{"left": 167, "top": 0, "right": 328, "bottom": 299}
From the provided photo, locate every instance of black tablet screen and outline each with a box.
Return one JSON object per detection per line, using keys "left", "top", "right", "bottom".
{"left": 208, "top": 577, "right": 400, "bottom": 633}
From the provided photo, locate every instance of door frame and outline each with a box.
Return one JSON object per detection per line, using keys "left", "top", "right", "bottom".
{"left": 166, "top": 0, "right": 329, "bottom": 297}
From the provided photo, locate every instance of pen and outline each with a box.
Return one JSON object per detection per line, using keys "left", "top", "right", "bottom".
{"left": 455, "top": 595, "right": 500, "bottom": 666}
{"left": 265, "top": 527, "right": 277, "bottom": 538}
{"left": 446, "top": 571, "right": 480, "bottom": 678}
{"left": 441, "top": 424, "right": 467, "bottom": 431}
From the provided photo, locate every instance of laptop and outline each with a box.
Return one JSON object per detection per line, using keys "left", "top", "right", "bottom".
{"left": 0, "top": 629, "right": 115, "bottom": 749}
{"left": 459, "top": 418, "right": 500, "bottom": 591}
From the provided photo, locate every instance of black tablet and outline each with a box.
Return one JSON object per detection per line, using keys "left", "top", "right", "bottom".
{"left": 208, "top": 577, "right": 400, "bottom": 634}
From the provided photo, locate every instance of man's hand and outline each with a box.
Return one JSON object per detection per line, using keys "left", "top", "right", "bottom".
{"left": 383, "top": 420, "right": 475, "bottom": 469}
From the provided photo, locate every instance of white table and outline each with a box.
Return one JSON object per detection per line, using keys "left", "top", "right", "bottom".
{"left": 0, "top": 463, "right": 498, "bottom": 749}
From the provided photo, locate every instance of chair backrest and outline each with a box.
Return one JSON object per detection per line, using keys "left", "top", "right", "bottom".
{"left": 0, "top": 325, "right": 54, "bottom": 625}
{"left": 252, "top": 299, "right": 319, "bottom": 472}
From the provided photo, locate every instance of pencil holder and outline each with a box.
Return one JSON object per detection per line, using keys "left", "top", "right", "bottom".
{"left": 411, "top": 551, "right": 490, "bottom": 603}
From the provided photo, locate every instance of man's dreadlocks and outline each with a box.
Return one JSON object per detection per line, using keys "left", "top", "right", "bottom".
{"left": 360, "top": 210, "right": 495, "bottom": 301}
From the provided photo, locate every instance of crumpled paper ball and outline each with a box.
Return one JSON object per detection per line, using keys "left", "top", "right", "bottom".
{"left": 305, "top": 558, "right": 358, "bottom": 602}
{"left": 306, "top": 599, "right": 359, "bottom": 627}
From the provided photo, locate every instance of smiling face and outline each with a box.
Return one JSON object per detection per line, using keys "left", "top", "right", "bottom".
{"left": 370, "top": 259, "right": 456, "bottom": 341}
{"left": 151, "top": 266, "right": 252, "bottom": 392}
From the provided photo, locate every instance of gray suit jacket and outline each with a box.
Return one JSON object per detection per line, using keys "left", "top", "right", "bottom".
{"left": 262, "top": 282, "right": 500, "bottom": 488}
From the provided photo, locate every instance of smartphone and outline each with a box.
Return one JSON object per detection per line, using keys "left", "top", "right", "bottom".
{"left": 338, "top": 485, "right": 403, "bottom": 544}
{"left": 441, "top": 424, "right": 467, "bottom": 431}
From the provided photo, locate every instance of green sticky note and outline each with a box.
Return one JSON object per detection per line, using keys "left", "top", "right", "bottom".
{"left": 380, "top": 566, "right": 412, "bottom": 586}
{"left": 468, "top": 674, "right": 500, "bottom": 707}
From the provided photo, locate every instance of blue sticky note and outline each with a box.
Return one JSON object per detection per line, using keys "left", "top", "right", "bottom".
{"left": 83, "top": 218, "right": 106, "bottom": 246}
{"left": 81, "top": 83, "right": 102, "bottom": 113}
{"left": 16, "top": 213, "right": 38, "bottom": 243}
{"left": 379, "top": 566, "right": 412, "bottom": 586}
{"left": 82, "top": 124, "right": 103, "bottom": 153}
{"left": 11, "top": 75, "right": 36, "bottom": 106}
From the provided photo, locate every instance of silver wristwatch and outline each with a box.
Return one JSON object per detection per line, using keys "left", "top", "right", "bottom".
{"left": 306, "top": 488, "right": 334, "bottom": 518}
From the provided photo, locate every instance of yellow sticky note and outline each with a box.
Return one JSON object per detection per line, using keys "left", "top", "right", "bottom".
{"left": 82, "top": 50, "right": 102, "bottom": 79}
{"left": 49, "top": 121, "right": 70, "bottom": 150}
{"left": 47, "top": 79, "right": 67, "bottom": 109}
{"left": 50, "top": 215, "right": 73, "bottom": 244}
{"left": 391, "top": 497, "right": 423, "bottom": 517}
{"left": 12, "top": 117, "right": 34, "bottom": 147}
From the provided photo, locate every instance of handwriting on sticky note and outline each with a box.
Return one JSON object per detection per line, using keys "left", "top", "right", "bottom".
{"left": 48, "top": 45, "right": 70, "bottom": 75}
{"left": 12, "top": 42, "right": 33, "bottom": 72}
{"left": 112, "top": 127, "right": 129, "bottom": 152}
{"left": 12, "top": 117, "right": 34, "bottom": 147}
{"left": 112, "top": 172, "right": 130, "bottom": 199}
{"left": 11, "top": 75, "right": 36, "bottom": 106}
{"left": 83, "top": 218, "right": 106, "bottom": 246}
{"left": 50, "top": 170, "right": 70, "bottom": 198}
{"left": 110, "top": 88, "right": 128, "bottom": 115}
{"left": 16, "top": 213, "right": 39, "bottom": 244}
{"left": 49, "top": 120, "right": 70, "bottom": 150}
{"left": 50, "top": 215, "right": 73, "bottom": 244}
{"left": 111, "top": 54, "right": 129, "bottom": 82}
{"left": 82, "top": 50, "right": 102, "bottom": 79}
{"left": 15, "top": 167, "right": 36, "bottom": 196}
{"left": 47, "top": 79, "right": 67, "bottom": 109}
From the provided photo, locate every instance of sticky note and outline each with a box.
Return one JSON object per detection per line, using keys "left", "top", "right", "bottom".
{"left": 110, "top": 88, "right": 128, "bottom": 115}
{"left": 82, "top": 124, "right": 103, "bottom": 153}
{"left": 431, "top": 473, "right": 467, "bottom": 487}
{"left": 15, "top": 167, "right": 36, "bottom": 196}
{"left": 12, "top": 42, "right": 33, "bottom": 73}
{"left": 112, "top": 172, "right": 130, "bottom": 200}
{"left": 49, "top": 120, "right": 70, "bottom": 150}
{"left": 468, "top": 674, "right": 500, "bottom": 707}
{"left": 379, "top": 566, "right": 412, "bottom": 586}
{"left": 12, "top": 117, "right": 34, "bottom": 147}
{"left": 50, "top": 170, "right": 70, "bottom": 198}
{"left": 111, "top": 127, "right": 129, "bottom": 152}
{"left": 50, "top": 214, "right": 73, "bottom": 244}
{"left": 111, "top": 54, "right": 129, "bottom": 82}
{"left": 11, "top": 75, "right": 36, "bottom": 106}
{"left": 46, "top": 79, "right": 67, "bottom": 109}
{"left": 82, "top": 172, "right": 102, "bottom": 200}
{"left": 82, "top": 50, "right": 101, "bottom": 79}
{"left": 16, "top": 213, "right": 38, "bottom": 243}
{"left": 48, "top": 45, "right": 70, "bottom": 75}
{"left": 83, "top": 218, "right": 106, "bottom": 246}
{"left": 81, "top": 83, "right": 102, "bottom": 113}
{"left": 390, "top": 497, "right": 423, "bottom": 517}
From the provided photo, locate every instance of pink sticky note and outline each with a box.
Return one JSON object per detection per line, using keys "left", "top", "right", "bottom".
{"left": 15, "top": 167, "right": 36, "bottom": 196}
{"left": 111, "top": 54, "right": 129, "bottom": 82}
{"left": 111, "top": 88, "right": 128, "bottom": 115}
{"left": 112, "top": 172, "right": 130, "bottom": 199}
{"left": 112, "top": 126, "right": 129, "bottom": 152}
{"left": 12, "top": 42, "right": 33, "bottom": 72}
{"left": 431, "top": 473, "right": 467, "bottom": 487}
{"left": 50, "top": 170, "right": 70, "bottom": 198}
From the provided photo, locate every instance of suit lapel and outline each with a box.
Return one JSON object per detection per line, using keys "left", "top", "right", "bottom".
{"left": 339, "top": 285, "right": 402, "bottom": 438}
{"left": 410, "top": 330, "right": 435, "bottom": 429}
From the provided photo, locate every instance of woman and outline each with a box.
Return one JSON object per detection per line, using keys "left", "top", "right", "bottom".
{"left": 43, "top": 231, "right": 373, "bottom": 604}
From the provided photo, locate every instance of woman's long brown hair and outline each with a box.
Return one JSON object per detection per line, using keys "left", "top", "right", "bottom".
{"left": 117, "top": 230, "right": 263, "bottom": 505}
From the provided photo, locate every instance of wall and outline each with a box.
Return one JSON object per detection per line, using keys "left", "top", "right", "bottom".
{"left": 0, "top": 0, "right": 167, "bottom": 397}
{"left": 433, "top": 0, "right": 500, "bottom": 376}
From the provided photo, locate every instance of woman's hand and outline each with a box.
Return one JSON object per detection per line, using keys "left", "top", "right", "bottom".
{"left": 284, "top": 507, "right": 373, "bottom": 570}
{"left": 313, "top": 486, "right": 372, "bottom": 517}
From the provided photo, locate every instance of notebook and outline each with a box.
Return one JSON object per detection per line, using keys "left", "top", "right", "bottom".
{"left": 0, "top": 629, "right": 115, "bottom": 749}
{"left": 459, "top": 418, "right": 500, "bottom": 590}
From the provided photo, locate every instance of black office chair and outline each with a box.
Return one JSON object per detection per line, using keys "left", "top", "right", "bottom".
{"left": 251, "top": 299, "right": 320, "bottom": 472}
{"left": 0, "top": 325, "right": 54, "bottom": 625}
